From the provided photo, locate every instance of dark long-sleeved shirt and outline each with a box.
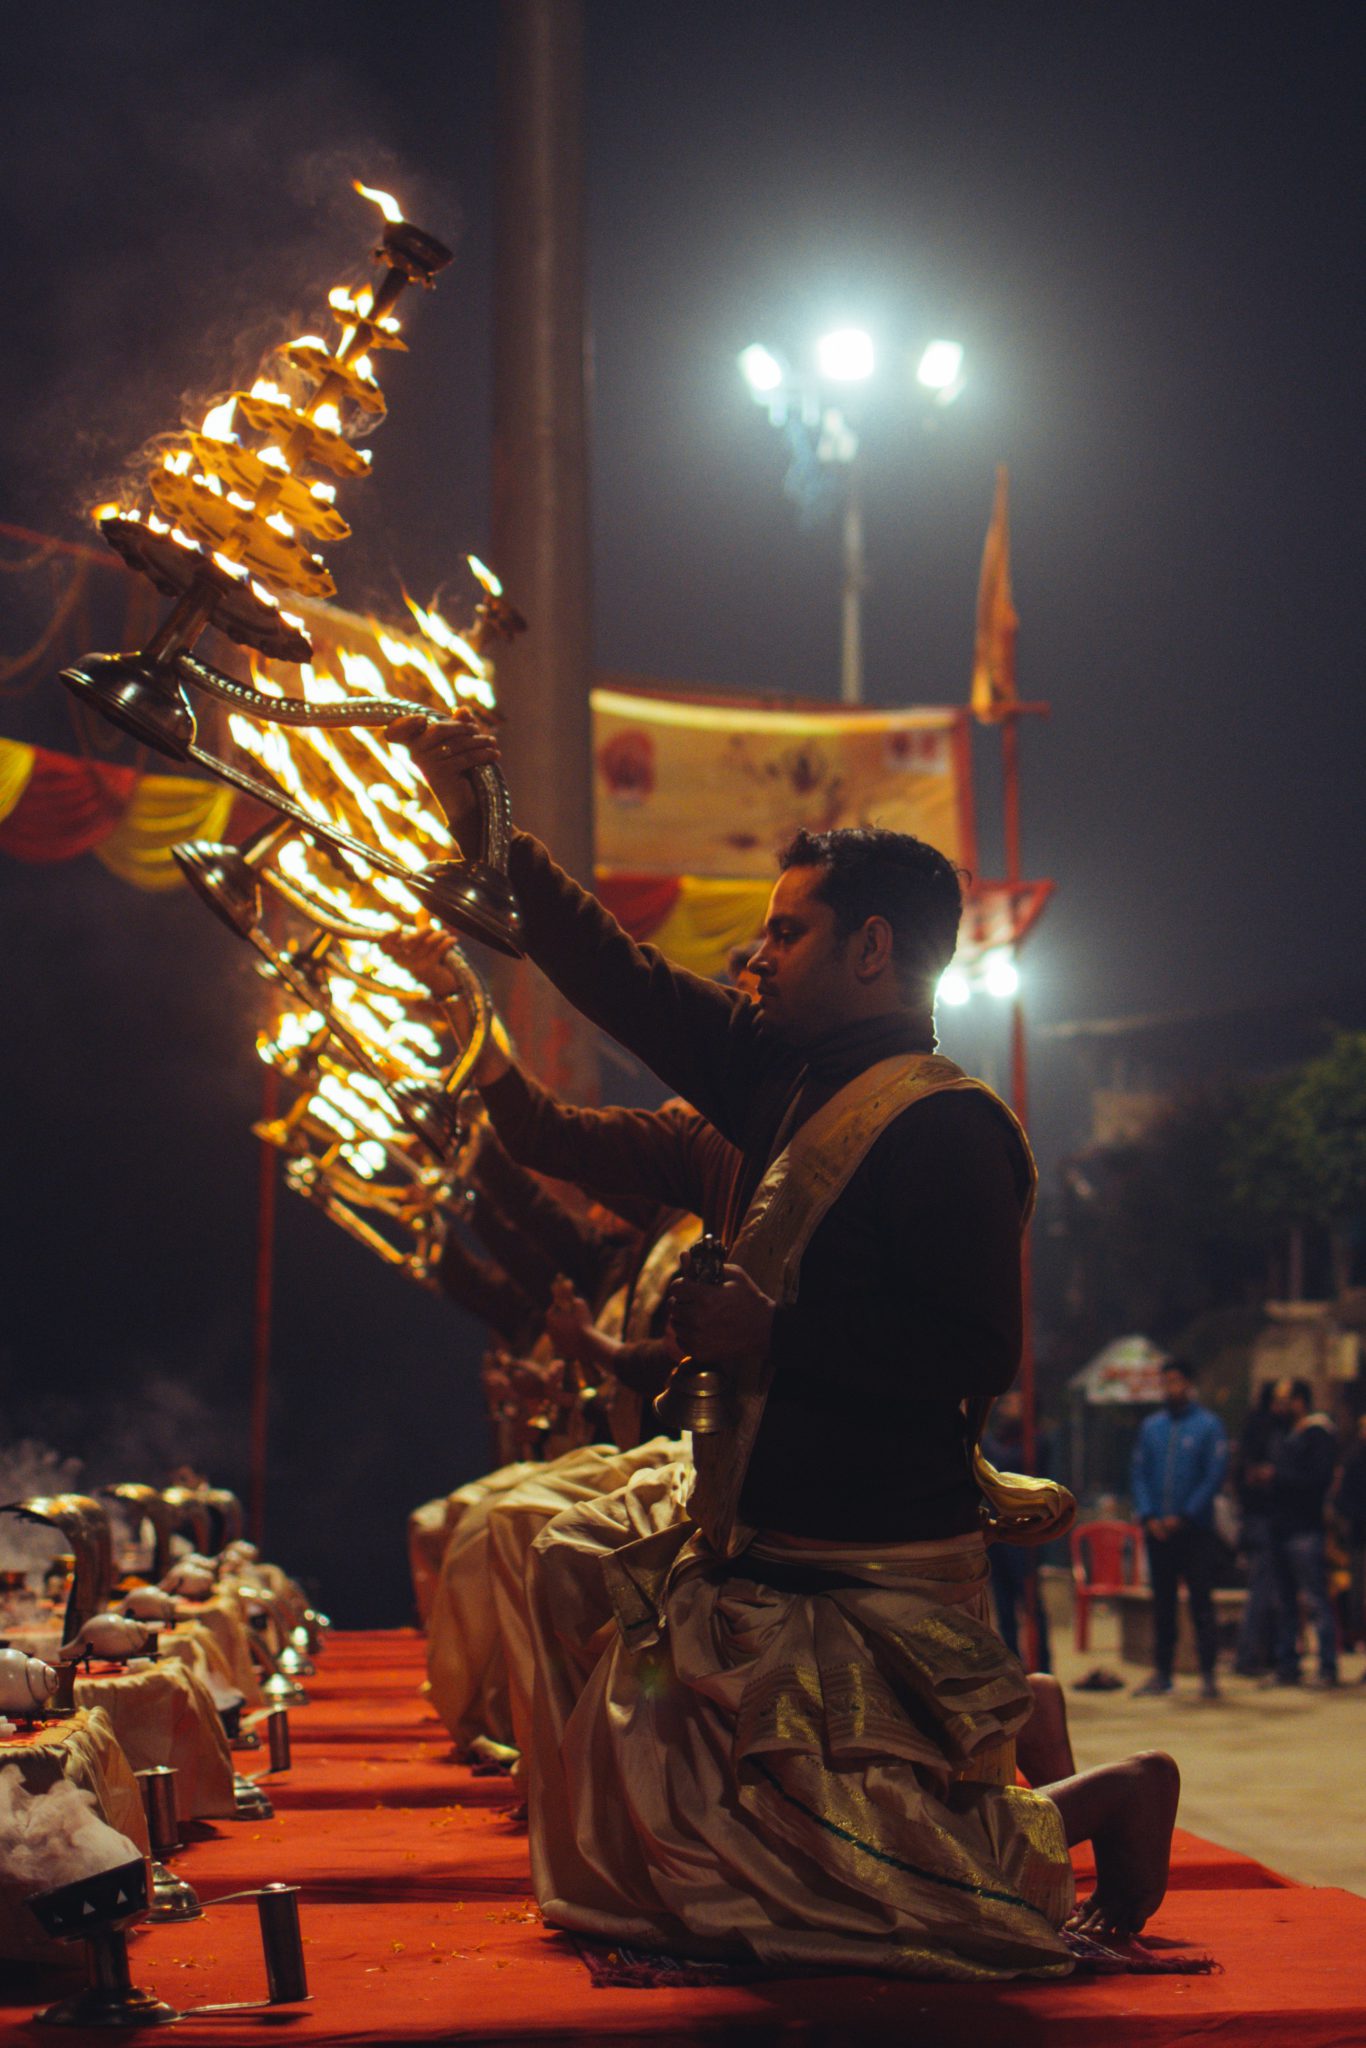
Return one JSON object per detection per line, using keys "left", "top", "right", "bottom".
{"left": 471, "top": 1122, "right": 639, "bottom": 1310}
{"left": 480, "top": 1065, "right": 741, "bottom": 1420}
{"left": 434, "top": 1230, "right": 540, "bottom": 1349}
{"left": 1271, "top": 1418, "right": 1338, "bottom": 1537}
{"left": 480, "top": 1063, "right": 739, "bottom": 1237}
{"left": 505, "top": 832, "right": 1030, "bottom": 1542}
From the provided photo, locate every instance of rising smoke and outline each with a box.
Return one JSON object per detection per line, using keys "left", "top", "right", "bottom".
{"left": 0, "top": 1441, "right": 83, "bottom": 1573}
{"left": 0, "top": 1765, "right": 140, "bottom": 1891}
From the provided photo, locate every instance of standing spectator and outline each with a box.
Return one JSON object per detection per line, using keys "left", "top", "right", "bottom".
{"left": 1232, "top": 1382, "right": 1288, "bottom": 1676}
{"left": 1267, "top": 1378, "right": 1340, "bottom": 1688}
{"left": 1131, "top": 1359, "right": 1229, "bottom": 1700}
{"left": 1333, "top": 1411, "right": 1366, "bottom": 1662}
{"left": 981, "top": 1389, "right": 1051, "bottom": 1671}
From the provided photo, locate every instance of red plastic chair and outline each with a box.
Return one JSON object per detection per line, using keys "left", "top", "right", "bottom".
{"left": 1070, "top": 1519, "right": 1145, "bottom": 1652}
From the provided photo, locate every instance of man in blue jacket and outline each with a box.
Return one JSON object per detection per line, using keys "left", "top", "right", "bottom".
{"left": 1131, "top": 1359, "right": 1229, "bottom": 1699}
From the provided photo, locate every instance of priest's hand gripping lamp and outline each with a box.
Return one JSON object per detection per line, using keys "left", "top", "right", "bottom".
{"left": 60, "top": 183, "right": 523, "bottom": 959}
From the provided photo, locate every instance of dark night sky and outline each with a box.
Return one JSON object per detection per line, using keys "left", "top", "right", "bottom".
{"left": 1, "top": 3, "right": 1361, "bottom": 1620}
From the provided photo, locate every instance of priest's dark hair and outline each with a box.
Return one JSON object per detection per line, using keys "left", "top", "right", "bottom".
{"left": 778, "top": 826, "right": 964, "bottom": 1000}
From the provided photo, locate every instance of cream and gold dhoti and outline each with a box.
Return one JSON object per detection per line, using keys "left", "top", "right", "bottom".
{"left": 425, "top": 1443, "right": 679, "bottom": 1751}
{"left": 526, "top": 1493, "right": 1075, "bottom": 1980}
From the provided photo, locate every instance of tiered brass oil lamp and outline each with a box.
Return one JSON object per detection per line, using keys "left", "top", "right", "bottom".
{"left": 60, "top": 184, "right": 522, "bottom": 959}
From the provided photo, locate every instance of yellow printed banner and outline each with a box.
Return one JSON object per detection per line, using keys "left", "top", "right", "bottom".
{"left": 592, "top": 685, "right": 970, "bottom": 878}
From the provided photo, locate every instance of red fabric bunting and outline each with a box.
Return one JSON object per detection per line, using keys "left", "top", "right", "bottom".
{"left": 595, "top": 871, "right": 681, "bottom": 940}
{"left": 0, "top": 745, "right": 136, "bottom": 862}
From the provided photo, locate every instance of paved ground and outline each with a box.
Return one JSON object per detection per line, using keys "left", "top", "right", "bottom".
{"left": 1045, "top": 1587, "right": 1366, "bottom": 1895}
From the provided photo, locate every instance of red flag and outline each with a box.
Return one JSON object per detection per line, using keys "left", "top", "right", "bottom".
{"left": 970, "top": 464, "right": 1019, "bottom": 724}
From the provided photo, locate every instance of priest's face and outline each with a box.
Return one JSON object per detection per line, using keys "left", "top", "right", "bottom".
{"left": 750, "top": 865, "right": 861, "bottom": 1046}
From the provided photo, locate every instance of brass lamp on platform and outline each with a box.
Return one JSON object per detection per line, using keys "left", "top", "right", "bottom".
{"left": 161, "top": 1487, "right": 215, "bottom": 1560}
{"left": 100, "top": 1483, "right": 178, "bottom": 1585}
{"left": 0, "top": 1495, "right": 114, "bottom": 1705}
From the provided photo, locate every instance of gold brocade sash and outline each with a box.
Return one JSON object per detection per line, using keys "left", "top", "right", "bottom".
{"left": 625, "top": 1215, "right": 704, "bottom": 1340}
{"left": 689, "top": 1052, "right": 1074, "bottom": 1557}
{"left": 606, "top": 1214, "right": 703, "bottom": 1449}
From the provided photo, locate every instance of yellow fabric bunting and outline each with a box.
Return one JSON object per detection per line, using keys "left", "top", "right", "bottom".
{"left": 0, "top": 737, "right": 36, "bottom": 825}
{"left": 650, "top": 875, "right": 770, "bottom": 976}
{"left": 93, "top": 775, "right": 236, "bottom": 891}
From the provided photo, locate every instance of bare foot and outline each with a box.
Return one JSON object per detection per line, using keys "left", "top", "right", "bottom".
{"left": 1044, "top": 1751, "right": 1180, "bottom": 1938}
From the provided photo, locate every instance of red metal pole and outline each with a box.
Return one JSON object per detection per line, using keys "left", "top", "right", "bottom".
{"left": 1002, "top": 707, "right": 1022, "bottom": 890}
{"left": 1001, "top": 708, "right": 1033, "bottom": 1464}
{"left": 1002, "top": 707, "right": 1042, "bottom": 1666}
{"left": 1012, "top": 999, "right": 1036, "bottom": 1468}
{"left": 249, "top": 1065, "right": 278, "bottom": 1546}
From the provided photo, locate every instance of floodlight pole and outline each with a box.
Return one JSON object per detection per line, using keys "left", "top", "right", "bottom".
{"left": 1001, "top": 705, "right": 1035, "bottom": 1460}
{"left": 840, "top": 468, "right": 866, "bottom": 706}
{"left": 491, "top": 0, "right": 597, "bottom": 1099}
{"left": 1002, "top": 703, "right": 1041, "bottom": 1668}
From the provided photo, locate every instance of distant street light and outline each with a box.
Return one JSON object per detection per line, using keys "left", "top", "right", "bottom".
{"left": 935, "top": 951, "right": 1020, "bottom": 1009}
{"left": 982, "top": 949, "right": 1021, "bottom": 1001}
{"left": 738, "top": 322, "right": 965, "bottom": 703}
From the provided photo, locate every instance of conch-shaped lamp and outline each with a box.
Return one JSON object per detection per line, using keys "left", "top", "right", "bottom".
{"left": 0, "top": 1494, "right": 113, "bottom": 1648}
{"left": 162, "top": 1486, "right": 215, "bottom": 1558}
{"left": 203, "top": 1487, "right": 245, "bottom": 1552}
{"left": 100, "top": 1483, "right": 179, "bottom": 1584}
{"left": 0, "top": 1646, "right": 60, "bottom": 1718}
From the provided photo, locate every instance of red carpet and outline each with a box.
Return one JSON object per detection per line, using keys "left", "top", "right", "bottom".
{"left": 5, "top": 1628, "right": 1364, "bottom": 2046}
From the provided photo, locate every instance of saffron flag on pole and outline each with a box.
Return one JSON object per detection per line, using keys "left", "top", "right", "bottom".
{"left": 970, "top": 464, "right": 1019, "bottom": 724}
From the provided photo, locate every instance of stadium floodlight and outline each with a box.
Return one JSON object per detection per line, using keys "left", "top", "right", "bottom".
{"left": 916, "top": 339, "right": 965, "bottom": 403}
{"left": 816, "top": 327, "right": 875, "bottom": 384}
{"left": 738, "top": 343, "right": 786, "bottom": 395}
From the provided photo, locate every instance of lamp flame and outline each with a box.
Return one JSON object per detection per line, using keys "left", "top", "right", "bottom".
{"left": 355, "top": 181, "right": 404, "bottom": 225}
{"left": 201, "top": 397, "right": 238, "bottom": 441}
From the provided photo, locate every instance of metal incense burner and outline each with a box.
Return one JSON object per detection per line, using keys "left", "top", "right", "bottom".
{"left": 136, "top": 1765, "right": 201, "bottom": 1924}
{"left": 232, "top": 1768, "right": 274, "bottom": 1820}
{"left": 27, "top": 1857, "right": 178, "bottom": 2029}
{"left": 27, "top": 1861, "right": 311, "bottom": 2026}
{"left": 60, "top": 189, "right": 523, "bottom": 961}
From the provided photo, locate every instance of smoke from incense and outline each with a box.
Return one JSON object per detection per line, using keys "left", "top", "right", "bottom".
{"left": 0, "top": 1764, "right": 140, "bottom": 1891}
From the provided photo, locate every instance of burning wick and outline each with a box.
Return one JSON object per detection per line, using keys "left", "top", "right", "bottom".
{"left": 355, "top": 179, "right": 404, "bottom": 224}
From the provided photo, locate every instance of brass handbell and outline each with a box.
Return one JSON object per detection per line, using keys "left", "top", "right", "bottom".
{"left": 656, "top": 1234, "right": 731, "bottom": 1437}
{"left": 673, "top": 1366, "right": 729, "bottom": 1436}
